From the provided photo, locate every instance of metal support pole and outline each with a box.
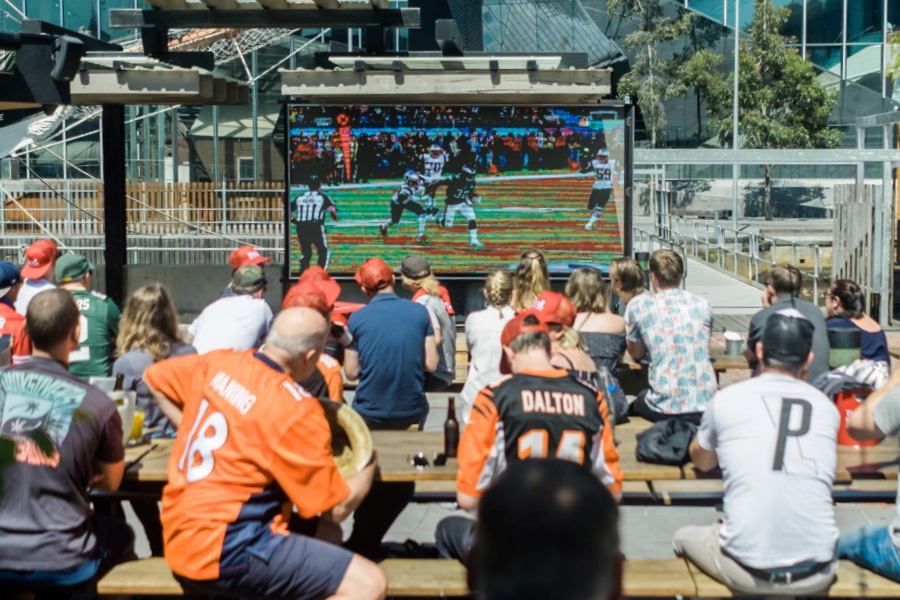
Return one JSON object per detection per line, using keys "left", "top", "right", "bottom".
{"left": 856, "top": 126, "right": 865, "bottom": 197}
{"left": 880, "top": 123, "right": 892, "bottom": 324}
{"left": 731, "top": 0, "right": 739, "bottom": 231}
{"left": 102, "top": 104, "right": 126, "bottom": 308}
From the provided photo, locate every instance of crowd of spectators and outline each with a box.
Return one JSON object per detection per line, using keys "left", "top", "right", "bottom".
{"left": 288, "top": 104, "right": 621, "bottom": 185}
{"left": 5, "top": 238, "right": 900, "bottom": 600}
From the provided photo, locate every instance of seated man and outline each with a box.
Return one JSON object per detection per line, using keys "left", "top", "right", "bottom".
{"left": 471, "top": 459, "right": 621, "bottom": 600}
{"left": 189, "top": 265, "right": 273, "bottom": 354}
{"left": 145, "top": 307, "right": 385, "bottom": 600}
{"left": 0, "top": 288, "right": 132, "bottom": 596}
{"left": 625, "top": 249, "right": 717, "bottom": 423}
{"left": 436, "top": 312, "right": 621, "bottom": 565}
{"left": 836, "top": 361, "right": 900, "bottom": 581}
{"left": 674, "top": 310, "right": 839, "bottom": 595}
{"left": 745, "top": 263, "right": 829, "bottom": 381}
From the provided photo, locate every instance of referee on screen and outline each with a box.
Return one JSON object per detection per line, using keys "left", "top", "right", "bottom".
{"left": 292, "top": 177, "right": 338, "bottom": 273}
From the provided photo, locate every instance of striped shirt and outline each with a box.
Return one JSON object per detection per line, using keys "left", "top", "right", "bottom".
{"left": 293, "top": 191, "right": 335, "bottom": 224}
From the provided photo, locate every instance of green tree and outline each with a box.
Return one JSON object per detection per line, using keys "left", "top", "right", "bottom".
{"left": 684, "top": 0, "right": 841, "bottom": 220}
{"left": 608, "top": 0, "right": 694, "bottom": 147}
{"left": 672, "top": 17, "right": 724, "bottom": 139}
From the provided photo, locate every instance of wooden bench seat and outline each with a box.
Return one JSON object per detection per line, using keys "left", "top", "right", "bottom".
{"left": 97, "top": 557, "right": 900, "bottom": 598}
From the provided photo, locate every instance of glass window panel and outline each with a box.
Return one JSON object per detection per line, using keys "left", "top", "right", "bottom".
{"left": 806, "top": 0, "right": 844, "bottom": 43}
{"left": 770, "top": 0, "right": 804, "bottom": 40}
{"left": 689, "top": 0, "right": 726, "bottom": 23}
{"left": 889, "top": 0, "right": 900, "bottom": 31}
{"left": 24, "top": 0, "right": 61, "bottom": 25}
{"left": 846, "top": 0, "right": 883, "bottom": 43}
{"left": 64, "top": 0, "right": 94, "bottom": 36}
{"left": 807, "top": 45, "right": 843, "bottom": 70}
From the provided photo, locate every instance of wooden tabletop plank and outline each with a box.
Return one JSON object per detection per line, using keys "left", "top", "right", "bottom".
{"left": 623, "top": 559, "right": 697, "bottom": 597}
{"left": 381, "top": 559, "right": 469, "bottom": 597}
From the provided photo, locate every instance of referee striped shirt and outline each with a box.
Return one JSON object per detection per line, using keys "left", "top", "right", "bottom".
{"left": 294, "top": 191, "right": 335, "bottom": 224}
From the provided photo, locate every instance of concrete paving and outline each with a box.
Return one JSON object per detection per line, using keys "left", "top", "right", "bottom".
{"left": 684, "top": 258, "right": 762, "bottom": 315}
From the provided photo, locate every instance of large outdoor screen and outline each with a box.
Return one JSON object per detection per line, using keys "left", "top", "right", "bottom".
{"left": 285, "top": 104, "right": 630, "bottom": 278}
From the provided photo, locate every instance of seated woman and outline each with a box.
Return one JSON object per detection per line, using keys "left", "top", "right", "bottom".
{"left": 609, "top": 257, "right": 645, "bottom": 314}
{"left": 565, "top": 268, "right": 627, "bottom": 421}
{"left": 825, "top": 278, "right": 890, "bottom": 364}
{"left": 112, "top": 283, "right": 195, "bottom": 557}
{"left": 511, "top": 250, "right": 549, "bottom": 311}
{"left": 400, "top": 255, "right": 456, "bottom": 392}
{"left": 460, "top": 271, "right": 515, "bottom": 422}
{"left": 113, "top": 283, "right": 196, "bottom": 436}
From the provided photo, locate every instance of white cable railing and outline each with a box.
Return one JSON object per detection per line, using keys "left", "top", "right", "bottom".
{"left": 634, "top": 213, "right": 825, "bottom": 305}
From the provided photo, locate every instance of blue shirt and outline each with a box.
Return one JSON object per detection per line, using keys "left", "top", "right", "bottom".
{"left": 826, "top": 316, "right": 890, "bottom": 363}
{"left": 348, "top": 293, "right": 434, "bottom": 420}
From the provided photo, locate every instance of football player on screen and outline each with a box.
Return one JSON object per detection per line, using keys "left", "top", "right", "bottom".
{"left": 434, "top": 165, "right": 483, "bottom": 248}
{"left": 420, "top": 143, "right": 447, "bottom": 213}
{"left": 582, "top": 148, "right": 620, "bottom": 231}
{"left": 378, "top": 171, "right": 435, "bottom": 245}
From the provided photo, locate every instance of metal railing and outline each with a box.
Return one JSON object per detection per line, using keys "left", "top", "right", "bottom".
{"left": 0, "top": 235, "right": 285, "bottom": 267}
{"left": 634, "top": 213, "right": 826, "bottom": 305}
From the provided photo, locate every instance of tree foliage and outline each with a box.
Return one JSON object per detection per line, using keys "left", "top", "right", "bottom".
{"left": 608, "top": 0, "right": 694, "bottom": 147}
{"left": 683, "top": 0, "right": 841, "bottom": 219}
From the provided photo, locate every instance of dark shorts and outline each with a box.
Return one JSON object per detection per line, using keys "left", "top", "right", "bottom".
{"left": 175, "top": 533, "right": 354, "bottom": 600}
{"left": 391, "top": 201, "right": 426, "bottom": 223}
{"left": 588, "top": 187, "right": 612, "bottom": 211}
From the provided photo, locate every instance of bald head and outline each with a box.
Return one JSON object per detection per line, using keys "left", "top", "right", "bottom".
{"left": 27, "top": 288, "right": 79, "bottom": 351}
{"left": 265, "top": 307, "right": 328, "bottom": 361}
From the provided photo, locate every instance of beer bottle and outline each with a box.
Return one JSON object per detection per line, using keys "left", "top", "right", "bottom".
{"left": 444, "top": 396, "right": 459, "bottom": 458}
{"left": 113, "top": 373, "right": 125, "bottom": 391}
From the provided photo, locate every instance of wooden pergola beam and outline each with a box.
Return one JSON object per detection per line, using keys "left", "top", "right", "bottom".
{"left": 281, "top": 68, "right": 612, "bottom": 104}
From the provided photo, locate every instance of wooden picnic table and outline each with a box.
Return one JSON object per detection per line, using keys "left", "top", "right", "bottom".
{"left": 619, "top": 350, "right": 748, "bottom": 372}
{"left": 125, "top": 418, "right": 893, "bottom": 485}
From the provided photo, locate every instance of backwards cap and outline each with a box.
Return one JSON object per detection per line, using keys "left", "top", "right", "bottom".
{"left": 499, "top": 312, "right": 551, "bottom": 374}
{"left": 528, "top": 291, "right": 577, "bottom": 328}
{"left": 761, "top": 308, "right": 814, "bottom": 365}
{"left": 354, "top": 258, "right": 394, "bottom": 292}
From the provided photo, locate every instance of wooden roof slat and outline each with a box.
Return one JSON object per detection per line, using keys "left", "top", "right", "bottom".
{"left": 198, "top": 0, "right": 241, "bottom": 8}
{"left": 255, "top": 0, "right": 290, "bottom": 7}
{"left": 314, "top": 0, "right": 341, "bottom": 7}
{"left": 141, "top": 0, "right": 203, "bottom": 8}
{"left": 281, "top": 67, "right": 612, "bottom": 105}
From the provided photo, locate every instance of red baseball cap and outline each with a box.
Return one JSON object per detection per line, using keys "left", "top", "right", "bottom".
{"left": 527, "top": 291, "right": 577, "bottom": 327}
{"left": 499, "top": 312, "right": 551, "bottom": 375}
{"left": 229, "top": 246, "right": 270, "bottom": 271}
{"left": 22, "top": 239, "right": 58, "bottom": 279}
{"left": 354, "top": 258, "right": 394, "bottom": 292}
{"left": 282, "top": 278, "right": 341, "bottom": 313}
{"left": 299, "top": 266, "right": 331, "bottom": 284}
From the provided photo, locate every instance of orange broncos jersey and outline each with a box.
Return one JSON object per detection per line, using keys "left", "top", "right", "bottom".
{"left": 317, "top": 353, "right": 344, "bottom": 403}
{"left": 458, "top": 369, "right": 622, "bottom": 497}
{"left": 144, "top": 349, "right": 349, "bottom": 581}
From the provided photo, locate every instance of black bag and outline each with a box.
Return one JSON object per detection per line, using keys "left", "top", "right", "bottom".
{"left": 635, "top": 418, "right": 698, "bottom": 466}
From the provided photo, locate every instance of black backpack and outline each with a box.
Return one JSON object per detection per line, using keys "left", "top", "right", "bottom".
{"left": 635, "top": 418, "right": 698, "bottom": 466}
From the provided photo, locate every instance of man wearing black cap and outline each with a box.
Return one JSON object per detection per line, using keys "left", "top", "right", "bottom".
{"left": 673, "top": 309, "right": 840, "bottom": 595}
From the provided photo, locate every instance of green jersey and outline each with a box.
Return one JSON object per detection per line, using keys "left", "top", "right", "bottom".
{"left": 68, "top": 289, "right": 121, "bottom": 381}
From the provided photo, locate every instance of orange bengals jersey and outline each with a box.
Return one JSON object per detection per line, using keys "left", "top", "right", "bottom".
{"left": 458, "top": 369, "right": 622, "bottom": 497}
{"left": 144, "top": 349, "right": 349, "bottom": 581}
{"left": 317, "top": 353, "right": 344, "bottom": 403}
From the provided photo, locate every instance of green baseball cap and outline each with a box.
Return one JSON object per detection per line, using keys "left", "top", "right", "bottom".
{"left": 232, "top": 264, "right": 267, "bottom": 295}
{"left": 55, "top": 253, "right": 93, "bottom": 283}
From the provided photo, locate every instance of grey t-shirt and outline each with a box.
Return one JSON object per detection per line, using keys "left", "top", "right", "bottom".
{"left": 416, "top": 294, "right": 456, "bottom": 385}
{"left": 0, "top": 357, "right": 124, "bottom": 570}
{"left": 747, "top": 295, "right": 830, "bottom": 381}
{"left": 112, "top": 342, "right": 197, "bottom": 432}
{"left": 874, "top": 389, "right": 900, "bottom": 547}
